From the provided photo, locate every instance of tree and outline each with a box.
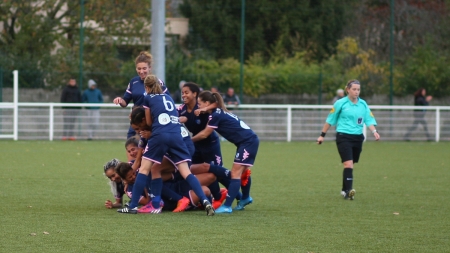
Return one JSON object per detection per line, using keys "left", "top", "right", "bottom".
{"left": 179, "top": 0, "right": 350, "bottom": 63}
{"left": 0, "top": 0, "right": 150, "bottom": 90}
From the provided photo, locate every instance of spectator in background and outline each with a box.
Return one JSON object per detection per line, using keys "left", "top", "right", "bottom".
{"left": 223, "top": 87, "right": 240, "bottom": 105}
{"left": 332, "top": 88, "right": 345, "bottom": 104}
{"left": 61, "top": 78, "right": 82, "bottom": 140}
{"left": 171, "top": 80, "right": 186, "bottom": 104}
{"left": 210, "top": 86, "right": 222, "bottom": 96}
{"left": 82, "top": 79, "right": 104, "bottom": 140}
{"left": 404, "top": 88, "right": 433, "bottom": 141}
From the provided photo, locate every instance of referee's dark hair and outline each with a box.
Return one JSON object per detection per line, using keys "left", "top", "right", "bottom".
{"left": 346, "top": 79, "right": 360, "bottom": 88}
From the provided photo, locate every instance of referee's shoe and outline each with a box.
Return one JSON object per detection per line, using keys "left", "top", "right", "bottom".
{"left": 342, "top": 189, "right": 356, "bottom": 200}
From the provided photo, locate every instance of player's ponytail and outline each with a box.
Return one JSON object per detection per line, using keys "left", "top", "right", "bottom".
{"left": 144, "top": 75, "right": 163, "bottom": 94}
{"left": 198, "top": 90, "right": 229, "bottom": 112}
{"left": 212, "top": 92, "right": 228, "bottom": 112}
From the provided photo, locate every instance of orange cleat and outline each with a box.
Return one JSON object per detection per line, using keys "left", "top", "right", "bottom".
{"left": 173, "top": 196, "right": 190, "bottom": 213}
{"left": 241, "top": 169, "right": 252, "bottom": 186}
{"left": 212, "top": 188, "right": 228, "bottom": 209}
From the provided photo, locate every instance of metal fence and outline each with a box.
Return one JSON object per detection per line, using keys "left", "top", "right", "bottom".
{"left": 1, "top": 102, "right": 449, "bottom": 141}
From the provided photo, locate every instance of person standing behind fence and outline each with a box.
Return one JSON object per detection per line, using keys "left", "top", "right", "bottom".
{"left": 223, "top": 87, "right": 240, "bottom": 105}
{"left": 82, "top": 79, "right": 103, "bottom": 140}
{"left": 404, "top": 88, "right": 433, "bottom": 141}
{"left": 61, "top": 78, "right": 82, "bottom": 141}
{"left": 316, "top": 79, "right": 380, "bottom": 201}
{"left": 171, "top": 80, "right": 186, "bottom": 104}
{"left": 332, "top": 88, "right": 345, "bottom": 104}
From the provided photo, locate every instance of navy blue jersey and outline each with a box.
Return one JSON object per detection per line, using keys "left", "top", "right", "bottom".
{"left": 125, "top": 182, "right": 149, "bottom": 201}
{"left": 178, "top": 103, "right": 219, "bottom": 146}
{"left": 138, "top": 137, "right": 147, "bottom": 150}
{"left": 142, "top": 93, "right": 181, "bottom": 135}
{"left": 122, "top": 76, "right": 169, "bottom": 107}
{"left": 114, "top": 181, "right": 125, "bottom": 199}
{"left": 207, "top": 108, "right": 257, "bottom": 145}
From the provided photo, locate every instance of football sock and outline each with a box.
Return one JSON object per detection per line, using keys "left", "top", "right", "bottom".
{"left": 186, "top": 174, "right": 208, "bottom": 203}
{"left": 224, "top": 179, "right": 241, "bottom": 207}
{"left": 209, "top": 164, "right": 231, "bottom": 179}
{"left": 241, "top": 176, "right": 251, "bottom": 199}
{"left": 208, "top": 180, "right": 222, "bottom": 200}
{"left": 151, "top": 178, "right": 163, "bottom": 208}
{"left": 129, "top": 173, "right": 148, "bottom": 209}
{"left": 162, "top": 184, "right": 182, "bottom": 201}
{"left": 343, "top": 168, "right": 353, "bottom": 191}
{"left": 219, "top": 177, "right": 230, "bottom": 189}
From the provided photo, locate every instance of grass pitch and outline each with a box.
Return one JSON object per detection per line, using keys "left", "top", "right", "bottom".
{"left": 0, "top": 140, "right": 449, "bottom": 252}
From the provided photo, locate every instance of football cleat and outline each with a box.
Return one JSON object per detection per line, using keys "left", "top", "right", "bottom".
{"left": 341, "top": 189, "right": 356, "bottom": 200}
{"left": 173, "top": 197, "right": 191, "bottom": 213}
{"left": 241, "top": 169, "right": 252, "bottom": 186}
{"left": 212, "top": 188, "right": 228, "bottom": 209}
{"left": 138, "top": 202, "right": 163, "bottom": 214}
{"left": 347, "top": 189, "right": 356, "bottom": 200}
{"left": 215, "top": 205, "right": 233, "bottom": 214}
{"left": 234, "top": 196, "right": 253, "bottom": 210}
{"left": 117, "top": 206, "right": 138, "bottom": 214}
{"left": 203, "top": 200, "right": 215, "bottom": 216}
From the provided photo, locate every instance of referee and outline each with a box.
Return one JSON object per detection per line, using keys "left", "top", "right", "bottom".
{"left": 317, "top": 80, "right": 380, "bottom": 200}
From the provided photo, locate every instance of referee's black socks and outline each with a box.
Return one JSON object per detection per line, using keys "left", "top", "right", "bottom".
{"left": 343, "top": 168, "right": 353, "bottom": 191}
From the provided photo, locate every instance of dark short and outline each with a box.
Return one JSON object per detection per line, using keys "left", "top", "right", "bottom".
{"left": 192, "top": 140, "right": 223, "bottom": 166}
{"left": 335, "top": 133, "right": 365, "bottom": 163}
{"left": 143, "top": 132, "right": 192, "bottom": 164}
{"left": 161, "top": 179, "right": 192, "bottom": 211}
{"left": 233, "top": 136, "right": 260, "bottom": 166}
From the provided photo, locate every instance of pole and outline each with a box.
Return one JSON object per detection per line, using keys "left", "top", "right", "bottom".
{"left": 79, "top": 0, "right": 85, "bottom": 90}
{"left": 389, "top": 0, "right": 394, "bottom": 105}
{"left": 151, "top": 0, "right": 166, "bottom": 82}
{"left": 239, "top": 0, "right": 245, "bottom": 103}
{"left": 13, "top": 70, "right": 18, "bottom": 140}
{"left": 318, "top": 71, "right": 323, "bottom": 104}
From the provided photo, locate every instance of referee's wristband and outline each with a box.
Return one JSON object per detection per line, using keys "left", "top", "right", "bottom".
{"left": 320, "top": 132, "right": 326, "bottom": 137}
{"left": 372, "top": 129, "right": 377, "bottom": 134}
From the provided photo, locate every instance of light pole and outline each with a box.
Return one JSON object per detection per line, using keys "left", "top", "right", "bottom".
{"left": 239, "top": 0, "right": 245, "bottom": 102}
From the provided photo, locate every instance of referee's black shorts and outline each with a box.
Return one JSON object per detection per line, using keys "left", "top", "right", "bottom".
{"left": 335, "top": 132, "right": 365, "bottom": 163}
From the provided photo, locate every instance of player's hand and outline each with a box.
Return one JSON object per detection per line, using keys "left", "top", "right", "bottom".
{"left": 179, "top": 116, "right": 187, "bottom": 123}
{"left": 105, "top": 200, "right": 113, "bottom": 209}
{"left": 374, "top": 132, "right": 380, "bottom": 141}
{"left": 194, "top": 108, "right": 205, "bottom": 116}
{"left": 113, "top": 97, "right": 124, "bottom": 106}
{"left": 317, "top": 136, "right": 324, "bottom": 145}
{"left": 140, "top": 130, "right": 151, "bottom": 139}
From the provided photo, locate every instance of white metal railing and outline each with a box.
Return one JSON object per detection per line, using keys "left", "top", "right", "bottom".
{"left": 1, "top": 70, "right": 450, "bottom": 141}
{"left": 0, "top": 102, "right": 449, "bottom": 141}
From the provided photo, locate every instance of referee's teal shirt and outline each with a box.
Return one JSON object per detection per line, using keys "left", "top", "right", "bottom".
{"left": 326, "top": 97, "right": 377, "bottom": 135}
